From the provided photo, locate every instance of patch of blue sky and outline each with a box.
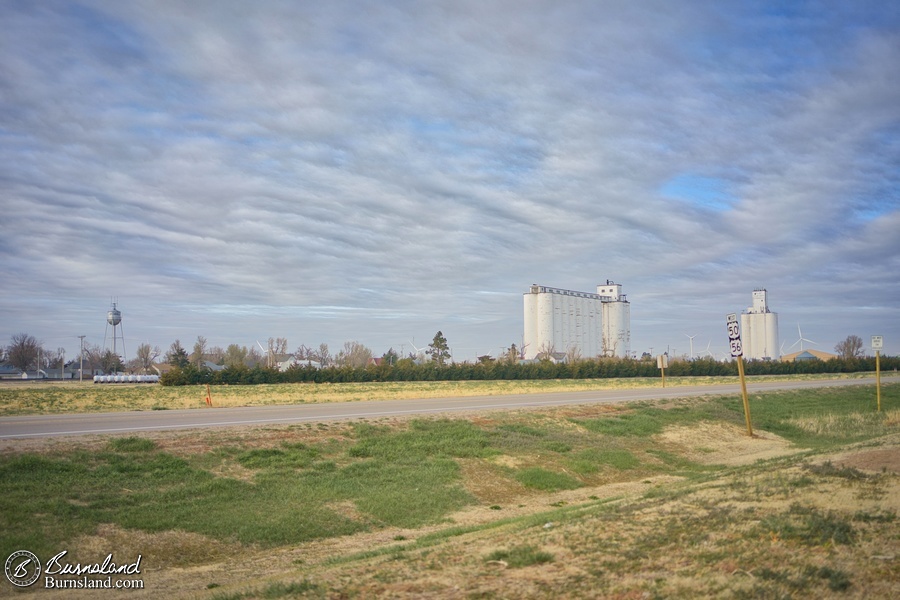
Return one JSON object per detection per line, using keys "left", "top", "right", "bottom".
{"left": 62, "top": 3, "right": 147, "bottom": 65}
{"left": 659, "top": 174, "right": 736, "bottom": 211}
{"left": 852, "top": 193, "right": 898, "bottom": 221}
{"left": 405, "top": 116, "right": 457, "bottom": 135}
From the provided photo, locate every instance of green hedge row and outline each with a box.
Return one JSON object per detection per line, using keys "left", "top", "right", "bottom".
{"left": 160, "top": 355, "right": 899, "bottom": 386}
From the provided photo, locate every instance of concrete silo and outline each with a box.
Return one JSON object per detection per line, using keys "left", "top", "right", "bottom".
{"left": 598, "top": 282, "right": 631, "bottom": 359}
{"left": 523, "top": 280, "right": 630, "bottom": 360}
{"left": 740, "top": 289, "right": 779, "bottom": 361}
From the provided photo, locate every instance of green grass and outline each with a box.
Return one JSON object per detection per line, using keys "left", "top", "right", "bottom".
{"left": 485, "top": 545, "right": 554, "bottom": 567}
{"left": 211, "top": 579, "right": 325, "bottom": 600}
{"left": 515, "top": 467, "right": 582, "bottom": 491}
{"left": 349, "top": 419, "right": 498, "bottom": 460}
{"left": 107, "top": 436, "right": 158, "bottom": 452}
{"left": 751, "top": 565, "right": 852, "bottom": 594}
{"left": 236, "top": 443, "right": 321, "bottom": 469}
{"left": 577, "top": 410, "right": 674, "bottom": 436}
{"left": 569, "top": 448, "right": 640, "bottom": 474}
{"left": 0, "top": 433, "right": 471, "bottom": 559}
{"left": 0, "top": 383, "right": 895, "bottom": 566}
{"left": 760, "top": 503, "right": 856, "bottom": 546}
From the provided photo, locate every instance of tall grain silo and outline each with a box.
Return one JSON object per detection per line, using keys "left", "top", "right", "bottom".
{"left": 598, "top": 282, "right": 631, "bottom": 358}
{"left": 523, "top": 280, "right": 629, "bottom": 361}
{"left": 740, "top": 289, "right": 779, "bottom": 361}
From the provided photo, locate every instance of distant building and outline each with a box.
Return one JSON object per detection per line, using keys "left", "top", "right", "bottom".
{"left": 780, "top": 349, "right": 836, "bottom": 362}
{"left": 740, "top": 289, "right": 779, "bottom": 361}
{"left": 523, "top": 280, "right": 631, "bottom": 360}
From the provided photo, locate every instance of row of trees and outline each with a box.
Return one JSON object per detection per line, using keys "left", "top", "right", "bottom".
{"left": 161, "top": 331, "right": 453, "bottom": 371}
{"left": 161, "top": 354, "right": 900, "bottom": 386}
{"left": 1, "top": 331, "right": 884, "bottom": 378}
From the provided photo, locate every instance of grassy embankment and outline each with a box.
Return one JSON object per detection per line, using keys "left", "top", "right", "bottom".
{"left": 0, "top": 382, "right": 897, "bottom": 598}
{"left": 0, "top": 371, "right": 892, "bottom": 415}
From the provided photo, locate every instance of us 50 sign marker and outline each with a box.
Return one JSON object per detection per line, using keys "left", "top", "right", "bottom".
{"left": 726, "top": 313, "right": 753, "bottom": 437}
{"left": 726, "top": 313, "right": 743, "bottom": 357}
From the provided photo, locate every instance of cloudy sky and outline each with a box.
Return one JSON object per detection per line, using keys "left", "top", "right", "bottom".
{"left": 2, "top": 1, "right": 898, "bottom": 364}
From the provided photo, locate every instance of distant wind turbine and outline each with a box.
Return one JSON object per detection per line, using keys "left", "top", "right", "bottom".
{"left": 685, "top": 334, "right": 697, "bottom": 360}
{"left": 408, "top": 339, "right": 427, "bottom": 364}
{"left": 788, "top": 325, "right": 817, "bottom": 352}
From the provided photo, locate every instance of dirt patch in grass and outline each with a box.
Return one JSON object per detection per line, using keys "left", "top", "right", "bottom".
{"left": 830, "top": 443, "right": 900, "bottom": 474}
{"left": 71, "top": 523, "right": 241, "bottom": 569}
{"left": 325, "top": 500, "right": 370, "bottom": 523}
{"left": 656, "top": 421, "right": 799, "bottom": 466}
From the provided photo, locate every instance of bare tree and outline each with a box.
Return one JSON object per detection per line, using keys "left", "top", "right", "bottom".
{"left": 536, "top": 342, "right": 556, "bottom": 361}
{"left": 134, "top": 343, "right": 161, "bottom": 374}
{"left": 294, "top": 344, "right": 313, "bottom": 363}
{"left": 565, "top": 344, "right": 582, "bottom": 363}
{"left": 83, "top": 343, "right": 103, "bottom": 375}
{"left": 224, "top": 344, "right": 249, "bottom": 368}
{"left": 6, "top": 333, "right": 41, "bottom": 372}
{"left": 191, "top": 336, "right": 208, "bottom": 367}
{"left": 602, "top": 338, "right": 619, "bottom": 358}
{"left": 207, "top": 345, "right": 225, "bottom": 364}
{"left": 335, "top": 341, "right": 372, "bottom": 369}
{"left": 834, "top": 335, "right": 864, "bottom": 359}
{"left": 317, "top": 343, "right": 331, "bottom": 367}
{"left": 500, "top": 343, "right": 519, "bottom": 364}
{"left": 247, "top": 345, "right": 263, "bottom": 366}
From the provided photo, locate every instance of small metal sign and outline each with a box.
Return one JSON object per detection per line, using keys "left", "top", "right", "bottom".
{"left": 872, "top": 335, "right": 883, "bottom": 350}
{"left": 726, "top": 313, "right": 742, "bottom": 357}
{"left": 657, "top": 354, "right": 668, "bottom": 369}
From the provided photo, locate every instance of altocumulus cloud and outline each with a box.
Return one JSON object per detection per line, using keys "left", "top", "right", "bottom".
{"left": 1, "top": 0, "right": 898, "bottom": 360}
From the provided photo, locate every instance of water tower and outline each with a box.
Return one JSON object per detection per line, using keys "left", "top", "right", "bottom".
{"left": 103, "top": 300, "right": 126, "bottom": 362}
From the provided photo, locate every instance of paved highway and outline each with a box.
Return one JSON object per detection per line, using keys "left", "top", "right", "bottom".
{"left": 0, "top": 377, "right": 881, "bottom": 439}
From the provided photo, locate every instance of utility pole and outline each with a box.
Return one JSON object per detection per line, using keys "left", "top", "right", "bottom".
{"left": 78, "top": 335, "right": 86, "bottom": 382}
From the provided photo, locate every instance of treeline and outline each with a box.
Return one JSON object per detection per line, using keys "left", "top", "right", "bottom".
{"left": 159, "top": 355, "right": 899, "bottom": 386}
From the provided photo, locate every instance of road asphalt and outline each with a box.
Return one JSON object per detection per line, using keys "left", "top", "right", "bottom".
{"left": 0, "top": 377, "right": 881, "bottom": 439}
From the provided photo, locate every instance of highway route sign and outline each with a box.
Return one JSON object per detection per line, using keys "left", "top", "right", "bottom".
{"left": 726, "top": 313, "right": 742, "bottom": 357}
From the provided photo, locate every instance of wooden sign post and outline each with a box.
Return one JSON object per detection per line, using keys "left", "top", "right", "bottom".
{"left": 872, "top": 336, "right": 883, "bottom": 412}
{"left": 657, "top": 354, "right": 668, "bottom": 388}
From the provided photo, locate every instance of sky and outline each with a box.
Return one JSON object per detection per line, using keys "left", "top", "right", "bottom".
{"left": 1, "top": 1, "right": 899, "bottom": 364}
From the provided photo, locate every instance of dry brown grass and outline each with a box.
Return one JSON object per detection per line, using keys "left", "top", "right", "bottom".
{"left": 2, "top": 372, "right": 891, "bottom": 416}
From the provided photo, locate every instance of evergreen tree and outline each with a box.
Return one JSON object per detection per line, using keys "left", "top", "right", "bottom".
{"left": 99, "top": 350, "right": 124, "bottom": 374}
{"left": 382, "top": 347, "right": 400, "bottom": 366}
{"left": 427, "top": 331, "right": 451, "bottom": 366}
{"left": 167, "top": 339, "right": 190, "bottom": 368}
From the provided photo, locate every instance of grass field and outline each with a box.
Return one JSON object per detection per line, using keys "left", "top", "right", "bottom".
{"left": 0, "top": 371, "right": 891, "bottom": 416}
{"left": 0, "top": 381, "right": 897, "bottom": 598}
